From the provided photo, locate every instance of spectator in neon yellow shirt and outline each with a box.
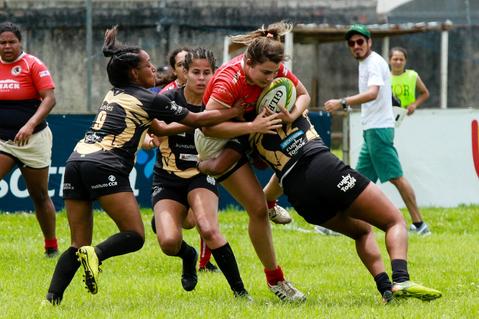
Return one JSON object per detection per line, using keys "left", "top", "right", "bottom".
{"left": 389, "top": 47, "right": 430, "bottom": 115}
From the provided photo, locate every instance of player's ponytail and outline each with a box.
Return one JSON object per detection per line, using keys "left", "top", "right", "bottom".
{"left": 230, "top": 21, "right": 292, "bottom": 66}
{"left": 102, "top": 26, "right": 142, "bottom": 87}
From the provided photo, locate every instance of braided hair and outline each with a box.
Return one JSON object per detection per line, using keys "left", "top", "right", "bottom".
{"left": 102, "top": 26, "right": 142, "bottom": 87}
{"left": 230, "top": 21, "right": 293, "bottom": 65}
{"left": 183, "top": 47, "right": 216, "bottom": 72}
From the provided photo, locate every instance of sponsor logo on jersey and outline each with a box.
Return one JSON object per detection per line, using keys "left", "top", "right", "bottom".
{"left": 280, "top": 130, "right": 306, "bottom": 156}
{"left": 337, "top": 174, "right": 356, "bottom": 192}
{"left": 0, "top": 79, "right": 20, "bottom": 90}
{"left": 152, "top": 185, "right": 163, "bottom": 197}
{"left": 206, "top": 175, "right": 216, "bottom": 186}
{"left": 91, "top": 174, "right": 118, "bottom": 189}
{"left": 11, "top": 66, "right": 21, "bottom": 76}
{"left": 39, "top": 70, "right": 50, "bottom": 77}
{"left": 166, "top": 101, "right": 184, "bottom": 115}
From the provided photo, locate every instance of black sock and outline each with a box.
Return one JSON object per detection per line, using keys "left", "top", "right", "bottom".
{"left": 47, "top": 246, "right": 81, "bottom": 298}
{"left": 413, "top": 221, "right": 424, "bottom": 228}
{"left": 391, "top": 259, "right": 410, "bottom": 283}
{"left": 211, "top": 243, "right": 246, "bottom": 294}
{"left": 95, "top": 231, "right": 144, "bottom": 262}
{"left": 374, "top": 272, "right": 392, "bottom": 295}
{"left": 175, "top": 240, "right": 195, "bottom": 259}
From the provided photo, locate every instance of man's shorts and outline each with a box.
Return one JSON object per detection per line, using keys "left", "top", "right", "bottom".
{"left": 0, "top": 126, "right": 52, "bottom": 168}
{"left": 356, "top": 128, "right": 403, "bottom": 183}
{"left": 151, "top": 172, "right": 218, "bottom": 208}
{"left": 283, "top": 150, "right": 370, "bottom": 225}
{"left": 62, "top": 161, "right": 132, "bottom": 201}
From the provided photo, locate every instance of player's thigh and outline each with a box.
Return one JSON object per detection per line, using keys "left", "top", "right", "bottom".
{"left": 345, "top": 182, "right": 405, "bottom": 231}
{"left": 153, "top": 199, "right": 187, "bottom": 241}
{"left": 0, "top": 153, "right": 16, "bottom": 178}
{"left": 98, "top": 192, "right": 144, "bottom": 236}
{"left": 188, "top": 187, "right": 219, "bottom": 231}
{"left": 21, "top": 166, "right": 50, "bottom": 198}
{"left": 321, "top": 211, "right": 372, "bottom": 239}
{"left": 221, "top": 163, "right": 267, "bottom": 217}
{"left": 65, "top": 199, "right": 93, "bottom": 247}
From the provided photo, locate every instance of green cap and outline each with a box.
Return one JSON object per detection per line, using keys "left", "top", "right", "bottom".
{"left": 345, "top": 24, "right": 371, "bottom": 40}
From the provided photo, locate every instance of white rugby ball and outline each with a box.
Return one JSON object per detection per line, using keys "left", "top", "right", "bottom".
{"left": 256, "top": 77, "right": 296, "bottom": 113}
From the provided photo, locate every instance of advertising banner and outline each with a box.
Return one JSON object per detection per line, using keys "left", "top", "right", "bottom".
{"left": 1, "top": 112, "right": 331, "bottom": 212}
{"left": 350, "top": 108, "right": 479, "bottom": 207}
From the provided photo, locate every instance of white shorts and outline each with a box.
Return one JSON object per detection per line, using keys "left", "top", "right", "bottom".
{"left": 0, "top": 126, "right": 53, "bottom": 168}
{"left": 194, "top": 129, "right": 229, "bottom": 161}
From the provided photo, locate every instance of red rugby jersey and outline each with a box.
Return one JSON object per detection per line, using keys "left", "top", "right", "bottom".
{"left": 0, "top": 52, "right": 55, "bottom": 100}
{"left": 0, "top": 52, "right": 55, "bottom": 140}
{"left": 203, "top": 54, "right": 298, "bottom": 116}
{"left": 159, "top": 79, "right": 180, "bottom": 94}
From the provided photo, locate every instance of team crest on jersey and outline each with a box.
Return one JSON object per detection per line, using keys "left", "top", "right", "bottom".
{"left": 11, "top": 66, "right": 21, "bottom": 76}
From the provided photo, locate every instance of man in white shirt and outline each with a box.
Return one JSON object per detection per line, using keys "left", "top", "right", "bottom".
{"left": 324, "top": 24, "right": 430, "bottom": 236}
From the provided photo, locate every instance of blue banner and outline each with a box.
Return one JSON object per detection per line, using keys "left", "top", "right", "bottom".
{"left": 0, "top": 112, "right": 330, "bottom": 212}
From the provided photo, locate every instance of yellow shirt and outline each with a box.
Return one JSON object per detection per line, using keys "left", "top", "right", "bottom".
{"left": 391, "top": 69, "right": 418, "bottom": 108}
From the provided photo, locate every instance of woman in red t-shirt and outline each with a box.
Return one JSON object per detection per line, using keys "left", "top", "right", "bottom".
{"left": 198, "top": 21, "right": 311, "bottom": 302}
{"left": 0, "top": 22, "right": 58, "bottom": 257}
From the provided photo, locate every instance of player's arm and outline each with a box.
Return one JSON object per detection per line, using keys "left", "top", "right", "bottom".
{"left": 407, "top": 75, "right": 430, "bottom": 115}
{"left": 151, "top": 120, "right": 193, "bottom": 136}
{"left": 197, "top": 148, "right": 242, "bottom": 176}
{"left": 202, "top": 99, "right": 282, "bottom": 138}
{"left": 323, "top": 85, "right": 379, "bottom": 112}
{"left": 14, "top": 88, "right": 56, "bottom": 146}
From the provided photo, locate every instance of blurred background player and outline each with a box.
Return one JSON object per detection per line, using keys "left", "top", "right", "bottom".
{"left": 159, "top": 47, "right": 190, "bottom": 94}
{"left": 390, "top": 46, "right": 430, "bottom": 116}
{"left": 0, "top": 21, "right": 58, "bottom": 257}
{"left": 149, "top": 65, "right": 174, "bottom": 94}
{"left": 389, "top": 46, "right": 431, "bottom": 234}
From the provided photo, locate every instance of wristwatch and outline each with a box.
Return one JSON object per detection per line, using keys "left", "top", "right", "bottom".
{"left": 340, "top": 98, "right": 348, "bottom": 110}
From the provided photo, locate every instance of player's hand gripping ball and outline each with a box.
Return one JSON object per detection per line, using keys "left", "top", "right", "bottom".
{"left": 256, "top": 77, "right": 296, "bottom": 113}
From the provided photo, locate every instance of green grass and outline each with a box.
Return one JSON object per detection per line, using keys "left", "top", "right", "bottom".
{"left": 1, "top": 206, "right": 478, "bottom": 318}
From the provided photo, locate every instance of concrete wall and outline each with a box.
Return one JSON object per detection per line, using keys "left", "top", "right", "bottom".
{"left": 1, "top": 0, "right": 476, "bottom": 115}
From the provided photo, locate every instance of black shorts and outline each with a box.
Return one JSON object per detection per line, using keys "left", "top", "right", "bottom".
{"left": 151, "top": 172, "right": 218, "bottom": 208}
{"left": 282, "top": 150, "right": 370, "bottom": 225}
{"left": 63, "top": 161, "right": 132, "bottom": 201}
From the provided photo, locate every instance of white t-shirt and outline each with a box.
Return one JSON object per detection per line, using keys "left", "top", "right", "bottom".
{"left": 358, "top": 51, "right": 394, "bottom": 129}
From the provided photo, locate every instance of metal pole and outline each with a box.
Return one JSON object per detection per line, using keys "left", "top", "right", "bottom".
{"left": 86, "top": 0, "right": 93, "bottom": 113}
{"left": 382, "top": 36, "right": 389, "bottom": 61}
{"left": 284, "top": 32, "right": 293, "bottom": 72}
{"left": 222, "top": 36, "right": 230, "bottom": 65}
{"left": 342, "top": 112, "right": 350, "bottom": 164}
{"left": 440, "top": 29, "right": 448, "bottom": 109}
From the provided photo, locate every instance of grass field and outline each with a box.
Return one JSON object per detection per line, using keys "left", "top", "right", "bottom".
{"left": 1, "top": 205, "right": 478, "bottom": 318}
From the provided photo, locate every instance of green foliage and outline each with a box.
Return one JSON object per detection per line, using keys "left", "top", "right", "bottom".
{"left": 0, "top": 206, "right": 478, "bottom": 318}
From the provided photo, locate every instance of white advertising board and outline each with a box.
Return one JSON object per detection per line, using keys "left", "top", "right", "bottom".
{"left": 350, "top": 108, "right": 479, "bottom": 207}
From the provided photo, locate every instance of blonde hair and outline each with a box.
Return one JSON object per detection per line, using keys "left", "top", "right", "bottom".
{"left": 230, "top": 21, "right": 293, "bottom": 65}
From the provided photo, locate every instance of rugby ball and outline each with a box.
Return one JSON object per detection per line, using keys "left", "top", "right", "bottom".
{"left": 256, "top": 77, "right": 296, "bottom": 113}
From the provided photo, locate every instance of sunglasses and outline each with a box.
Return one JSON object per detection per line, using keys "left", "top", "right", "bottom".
{"left": 348, "top": 39, "right": 366, "bottom": 47}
